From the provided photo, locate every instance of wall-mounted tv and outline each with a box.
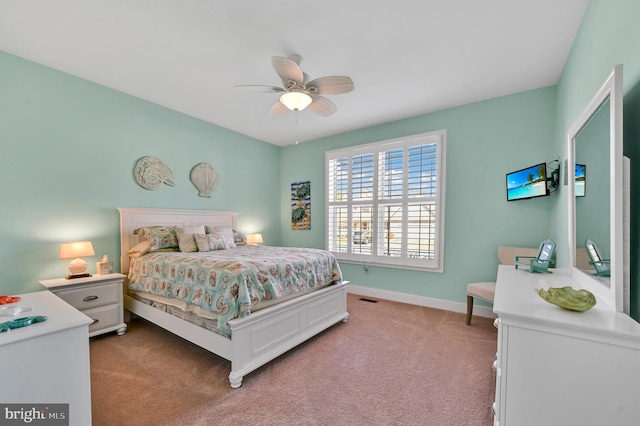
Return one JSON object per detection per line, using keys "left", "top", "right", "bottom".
{"left": 575, "top": 164, "right": 586, "bottom": 197}
{"left": 506, "top": 162, "right": 549, "bottom": 201}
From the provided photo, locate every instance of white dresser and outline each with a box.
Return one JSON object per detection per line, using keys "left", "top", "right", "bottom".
{"left": 0, "top": 291, "right": 92, "bottom": 426}
{"left": 492, "top": 265, "right": 640, "bottom": 426}
{"left": 40, "top": 273, "right": 127, "bottom": 337}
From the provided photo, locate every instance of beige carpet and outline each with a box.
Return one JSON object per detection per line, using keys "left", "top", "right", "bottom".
{"left": 90, "top": 294, "right": 497, "bottom": 425}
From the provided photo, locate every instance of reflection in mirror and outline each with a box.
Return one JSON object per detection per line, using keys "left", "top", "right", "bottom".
{"left": 574, "top": 98, "right": 610, "bottom": 276}
{"left": 585, "top": 238, "right": 610, "bottom": 277}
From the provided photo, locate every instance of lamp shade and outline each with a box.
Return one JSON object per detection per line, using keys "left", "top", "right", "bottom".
{"left": 246, "top": 234, "right": 264, "bottom": 245}
{"left": 280, "top": 91, "right": 312, "bottom": 111}
{"left": 60, "top": 241, "right": 95, "bottom": 259}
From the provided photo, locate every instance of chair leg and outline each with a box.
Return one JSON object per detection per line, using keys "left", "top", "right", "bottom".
{"left": 466, "top": 295, "right": 473, "bottom": 325}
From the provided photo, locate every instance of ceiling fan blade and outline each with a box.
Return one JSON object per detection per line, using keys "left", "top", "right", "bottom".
{"left": 272, "top": 56, "right": 304, "bottom": 88}
{"left": 306, "top": 76, "right": 354, "bottom": 95}
{"left": 289, "top": 54, "right": 302, "bottom": 65}
{"left": 308, "top": 96, "right": 337, "bottom": 117}
{"left": 235, "top": 85, "right": 285, "bottom": 93}
{"left": 268, "top": 101, "right": 290, "bottom": 118}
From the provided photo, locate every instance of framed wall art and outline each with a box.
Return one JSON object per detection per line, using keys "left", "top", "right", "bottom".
{"left": 291, "top": 181, "right": 311, "bottom": 230}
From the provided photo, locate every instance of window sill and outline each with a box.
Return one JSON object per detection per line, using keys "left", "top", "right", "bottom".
{"left": 336, "top": 258, "right": 444, "bottom": 273}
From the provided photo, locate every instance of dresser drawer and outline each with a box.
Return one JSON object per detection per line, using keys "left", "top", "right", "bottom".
{"left": 83, "top": 304, "right": 121, "bottom": 333}
{"left": 55, "top": 282, "right": 120, "bottom": 310}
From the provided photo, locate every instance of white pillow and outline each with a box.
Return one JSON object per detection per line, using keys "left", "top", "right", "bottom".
{"left": 128, "top": 240, "right": 152, "bottom": 258}
{"left": 211, "top": 226, "right": 236, "bottom": 249}
{"left": 176, "top": 225, "right": 206, "bottom": 252}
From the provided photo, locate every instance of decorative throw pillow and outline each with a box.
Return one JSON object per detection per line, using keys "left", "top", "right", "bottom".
{"left": 134, "top": 226, "right": 178, "bottom": 251}
{"left": 176, "top": 225, "right": 206, "bottom": 253}
{"left": 233, "top": 230, "right": 247, "bottom": 246}
{"left": 128, "top": 240, "right": 152, "bottom": 258}
{"left": 194, "top": 233, "right": 226, "bottom": 252}
{"left": 210, "top": 226, "right": 236, "bottom": 249}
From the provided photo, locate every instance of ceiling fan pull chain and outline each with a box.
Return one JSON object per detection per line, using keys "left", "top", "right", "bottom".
{"left": 294, "top": 112, "right": 301, "bottom": 145}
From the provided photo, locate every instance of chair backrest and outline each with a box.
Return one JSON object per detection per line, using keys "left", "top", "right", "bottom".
{"left": 497, "top": 246, "right": 538, "bottom": 265}
{"left": 528, "top": 239, "right": 556, "bottom": 272}
{"left": 537, "top": 239, "right": 555, "bottom": 262}
{"left": 585, "top": 238, "right": 610, "bottom": 276}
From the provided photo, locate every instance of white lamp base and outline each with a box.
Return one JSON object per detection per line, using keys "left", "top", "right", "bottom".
{"left": 67, "top": 258, "right": 91, "bottom": 279}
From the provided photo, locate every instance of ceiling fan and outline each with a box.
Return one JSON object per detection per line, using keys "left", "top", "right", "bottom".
{"left": 235, "top": 55, "right": 354, "bottom": 118}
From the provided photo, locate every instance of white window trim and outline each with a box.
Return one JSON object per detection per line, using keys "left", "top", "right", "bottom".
{"left": 325, "top": 130, "right": 446, "bottom": 273}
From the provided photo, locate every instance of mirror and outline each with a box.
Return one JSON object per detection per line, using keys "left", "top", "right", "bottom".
{"left": 567, "top": 64, "right": 628, "bottom": 313}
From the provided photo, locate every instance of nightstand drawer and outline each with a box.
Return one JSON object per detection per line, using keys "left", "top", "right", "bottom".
{"left": 84, "top": 304, "right": 120, "bottom": 333}
{"left": 55, "top": 282, "right": 120, "bottom": 309}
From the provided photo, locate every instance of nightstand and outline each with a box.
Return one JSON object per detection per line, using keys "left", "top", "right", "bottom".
{"left": 39, "top": 273, "right": 127, "bottom": 337}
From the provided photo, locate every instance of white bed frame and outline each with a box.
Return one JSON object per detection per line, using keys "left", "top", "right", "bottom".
{"left": 118, "top": 207, "right": 349, "bottom": 388}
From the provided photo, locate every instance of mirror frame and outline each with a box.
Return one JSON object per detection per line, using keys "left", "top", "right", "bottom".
{"left": 567, "top": 64, "right": 626, "bottom": 312}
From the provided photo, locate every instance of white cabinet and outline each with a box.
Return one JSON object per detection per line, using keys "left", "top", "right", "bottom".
{"left": 0, "top": 291, "right": 92, "bottom": 426}
{"left": 40, "top": 273, "right": 127, "bottom": 337}
{"left": 492, "top": 265, "right": 640, "bottom": 426}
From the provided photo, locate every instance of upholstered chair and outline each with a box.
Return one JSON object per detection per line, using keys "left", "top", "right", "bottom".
{"left": 465, "top": 246, "right": 538, "bottom": 325}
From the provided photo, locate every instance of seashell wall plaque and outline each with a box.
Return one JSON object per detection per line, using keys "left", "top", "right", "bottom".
{"left": 190, "top": 162, "right": 219, "bottom": 197}
{"left": 134, "top": 156, "right": 175, "bottom": 190}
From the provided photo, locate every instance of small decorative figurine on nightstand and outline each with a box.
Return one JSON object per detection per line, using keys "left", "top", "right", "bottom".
{"left": 96, "top": 255, "right": 114, "bottom": 275}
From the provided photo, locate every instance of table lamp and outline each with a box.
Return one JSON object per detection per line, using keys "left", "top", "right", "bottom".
{"left": 246, "top": 233, "right": 263, "bottom": 246}
{"left": 60, "top": 240, "right": 95, "bottom": 279}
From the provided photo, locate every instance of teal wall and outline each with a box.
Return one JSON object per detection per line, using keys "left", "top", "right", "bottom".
{"left": 280, "top": 87, "right": 557, "bottom": 302}
{"left": 550, "top": 0, "right": 640, "bottom": 319}
{"left": 0, "top": 52, "right": 281, "bottom": 294}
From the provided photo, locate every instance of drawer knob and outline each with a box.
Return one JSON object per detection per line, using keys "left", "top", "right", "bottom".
{"left": 492, "top": 360, "right": 498, "bottom": 372}
{"left": 92, "top": 318, "right": 99, "bottom": 325}
{"left": 83, "top": 295, "right": 99, "bottom": 302}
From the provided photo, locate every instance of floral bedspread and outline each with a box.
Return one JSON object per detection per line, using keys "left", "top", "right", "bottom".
{"left": 128, "top": 245, "right": 343, "bottom": 336}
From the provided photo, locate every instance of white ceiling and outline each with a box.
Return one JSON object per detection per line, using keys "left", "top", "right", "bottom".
{"left": 0, "top": 0, "right": 589, "bottom": 147}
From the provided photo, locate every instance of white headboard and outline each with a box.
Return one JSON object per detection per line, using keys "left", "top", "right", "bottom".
{"left": 118, "top": 207, "right": 238, "bottom": 274}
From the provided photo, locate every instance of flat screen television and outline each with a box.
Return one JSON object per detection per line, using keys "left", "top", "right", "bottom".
{"left": 506, "top": 162, "right": 549, "bottom": 201}
{"left": 575, "top": 163, "right": 586, "bottom": 197}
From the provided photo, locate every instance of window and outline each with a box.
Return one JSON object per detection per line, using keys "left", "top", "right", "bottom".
{"left": 326, "top": 130, "right": 446, "bottom": 272}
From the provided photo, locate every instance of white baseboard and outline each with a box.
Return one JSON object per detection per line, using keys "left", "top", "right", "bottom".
{"left": 347, "top": 284, "right": 496, "bottom": 319}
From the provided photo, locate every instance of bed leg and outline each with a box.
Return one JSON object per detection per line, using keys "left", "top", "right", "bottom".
{"left": 229, "top": 372, "right": 243, "bottom": 389}
{"left": 342, "top": 313, "right": 349, "bottom": 323}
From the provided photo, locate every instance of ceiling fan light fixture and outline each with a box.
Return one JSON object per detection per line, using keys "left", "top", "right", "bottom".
{"left": 280, "top": 91, "right": 312, "bottom": 111}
